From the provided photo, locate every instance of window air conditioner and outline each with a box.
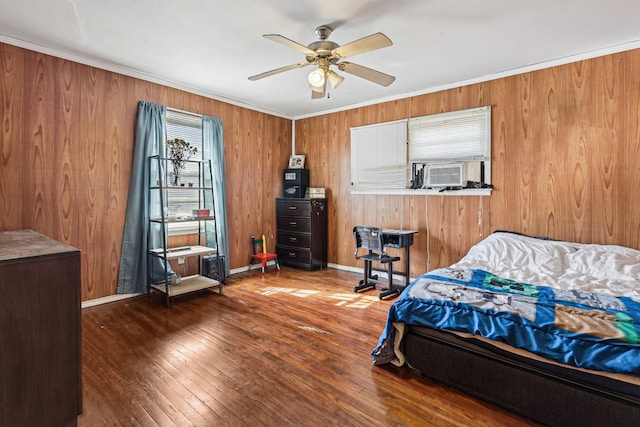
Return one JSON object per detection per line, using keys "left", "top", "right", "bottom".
{"left": 426, "top": 163, "right": 465, "bottom": 187}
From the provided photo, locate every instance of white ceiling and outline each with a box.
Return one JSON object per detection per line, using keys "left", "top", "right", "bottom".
{"left": 2, "top": 0, "right": 640, "bottom": 119}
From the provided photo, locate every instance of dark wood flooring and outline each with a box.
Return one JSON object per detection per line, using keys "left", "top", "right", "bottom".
{"left": 78, "top": 267, "right": 539, "bottom": 426}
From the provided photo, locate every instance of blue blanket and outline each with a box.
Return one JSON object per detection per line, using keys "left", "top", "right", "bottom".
{"left": 372, "top": 268, "right": 640, "bottom": 374}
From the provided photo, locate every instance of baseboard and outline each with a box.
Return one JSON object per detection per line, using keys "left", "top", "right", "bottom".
{"left": 81, "top": 263, "right": 412, "bottom": 308}
{"left": 82, "top": 293, "right": 142, "bottom": 309}
{"left": 328, "top": 262, "right": 360, "bottom": 274}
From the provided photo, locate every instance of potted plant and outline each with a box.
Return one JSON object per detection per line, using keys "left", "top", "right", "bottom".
{"left": 166, "top": 138, "right": 198, "bottom": 185}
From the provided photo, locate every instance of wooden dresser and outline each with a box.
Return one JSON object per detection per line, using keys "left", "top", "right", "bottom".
{"left": 276, "top": 198, "right": 328, "bottom": 270}
{"left": 0, "top": 230, "right": 82, "bottom": 427}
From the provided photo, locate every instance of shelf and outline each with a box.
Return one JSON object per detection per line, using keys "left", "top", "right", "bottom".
{"left": 151, "top": 185, "right": 213, "bottom": 190}
{"left": 151, "top": 274, "right": 220, "bottom": 297}
{"left": 149, "top": 245, "right": 216, "bottom": 259}
{"left": 150, "top": 216, "right": 215, "bottom": 223}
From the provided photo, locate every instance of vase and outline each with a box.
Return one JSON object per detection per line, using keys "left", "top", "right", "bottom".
{"left": 171, "top": 173, "right": 180, "bottom": 186}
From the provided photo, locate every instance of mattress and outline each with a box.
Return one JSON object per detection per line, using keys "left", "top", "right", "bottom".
{"left": 373, "top": 231, "right": 640, "bottom": 376}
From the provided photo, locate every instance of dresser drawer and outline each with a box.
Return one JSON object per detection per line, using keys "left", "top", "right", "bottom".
{"left": 277, "top": 217, "right": 311, "bottom": 233}
{"left": 276, "top": 199, "right": 311, "bottom": 217}
{"left": 277, "top": 246, "right": 312, "bottom": 268}
{"left": 277, "top": 231, "right": 311, "bottom": 248}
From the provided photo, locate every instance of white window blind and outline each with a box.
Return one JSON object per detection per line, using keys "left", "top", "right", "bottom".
{"left": 409, "top": 106, "right": 491, "bottom": 162}
{"left": 350, "top": 120, "right": 407, "bottom": 191}
{"left": 165, "top": 109, "right": 203, "bottom": 235}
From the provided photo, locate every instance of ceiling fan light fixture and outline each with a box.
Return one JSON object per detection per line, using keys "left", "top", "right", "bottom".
{"left": 327, "top": 70, "right": 344, "bottom": 89}
{"left": 309, "top": 83, "right": 324, "bottom": 93}
{"left": 308, "top": 67, "right": 325, "bottom": 87}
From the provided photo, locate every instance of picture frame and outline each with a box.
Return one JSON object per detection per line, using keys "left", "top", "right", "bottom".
{"left": 288, "top": 155, "right": 305, "bottom": 169}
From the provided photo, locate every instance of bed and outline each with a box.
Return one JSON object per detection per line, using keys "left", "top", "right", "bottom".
{"left": 372, "top": 231, "right": 640, "bottom": 426}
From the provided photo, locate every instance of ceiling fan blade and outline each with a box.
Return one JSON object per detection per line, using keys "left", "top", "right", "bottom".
{"left": 263, "top": 34, "right": 317, "bottom": 56}
{"left": 338, "top": 62, "right": 395, "bottom": 87}
{"left": 248, "top": 62, "right": 310, "bottom": 81}
{"left": 332, "top": 32, "right": 392, "bottom": 59}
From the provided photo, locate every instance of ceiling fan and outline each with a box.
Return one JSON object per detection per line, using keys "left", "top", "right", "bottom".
{"left": 248, "top": 25, "right": 395, "bottom": 99}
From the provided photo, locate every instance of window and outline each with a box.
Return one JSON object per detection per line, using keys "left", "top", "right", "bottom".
{"left": 409, "top": 106, "right": 490, "bottom": 162}
{"left": 409, "top": 106, "right": 491, "bottom": 189}
{"left": 350, "top": 120, "right": 407, "bottom": 192}
{"left": 165, "top": 109, "right": 204, "bottom": 235}
{"left": 350, "top": 106, "right": 491, "bottom": 194}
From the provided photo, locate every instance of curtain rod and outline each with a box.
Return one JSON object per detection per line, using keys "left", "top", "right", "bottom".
{"left": 167, "top": 106, "right": 202, "bottom": 118}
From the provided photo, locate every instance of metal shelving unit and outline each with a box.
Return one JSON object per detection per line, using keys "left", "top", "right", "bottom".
{"left": 147, "top": 155, "right": 223, "bottom": 306}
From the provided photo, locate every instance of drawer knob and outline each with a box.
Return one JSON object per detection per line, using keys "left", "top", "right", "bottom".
{"left": 289, "top": 221, "right": 297, "bottom": 227}
{"left": 289, "top": 237, "right": 297, "bottom": 242}
{"left": 288, "top": 252, "right": 296, "bottom": 257}
{"left": 288, "top": 206, "right": 297, "bottom": 210}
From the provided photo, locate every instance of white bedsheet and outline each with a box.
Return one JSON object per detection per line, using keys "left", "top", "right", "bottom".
{"left": 450, "top": 232, "right": 640, "bottom": 299}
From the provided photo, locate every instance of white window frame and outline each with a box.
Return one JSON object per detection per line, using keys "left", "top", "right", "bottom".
{"left": 409, "top": 106, "right": 491, "bottom": 192}
{"left": 350, "top": 106, "right": 492, "bottom": 195}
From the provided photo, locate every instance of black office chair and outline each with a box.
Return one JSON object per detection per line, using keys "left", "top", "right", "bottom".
{"left": 353, "top": 226, "right": 402, "bottom": 299}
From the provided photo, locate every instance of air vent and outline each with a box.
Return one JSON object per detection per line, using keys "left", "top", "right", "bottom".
{"left": 426, "top": 164, "right": 464, "bottom": 187}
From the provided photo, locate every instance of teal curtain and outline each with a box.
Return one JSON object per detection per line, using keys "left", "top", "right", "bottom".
{"left": 117, "top": 101, "right": 166, "bottom": 294}
{"left": 203, "top": 116, "right": 230, "bottom": 278}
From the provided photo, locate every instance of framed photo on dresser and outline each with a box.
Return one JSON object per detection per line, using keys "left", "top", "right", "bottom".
{"left": 288, "top": 155, "right": 305, "bottom": 169}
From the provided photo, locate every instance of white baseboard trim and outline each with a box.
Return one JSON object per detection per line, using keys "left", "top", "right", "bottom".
{"left": 327, "top": 262, "right": 361, "bottom": 274}
{"left": 82, "top": 292, "right": 142, "bottom": 309}
{"left": 83, "top": 267, "right": 246, "bottom": 308}
{"left": 80, "top": 263, "right": 413, "bottom": 308}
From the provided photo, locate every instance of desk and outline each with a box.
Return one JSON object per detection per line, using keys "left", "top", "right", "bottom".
{"left": 381, "top": 229, "right": 417, "bottom": 296}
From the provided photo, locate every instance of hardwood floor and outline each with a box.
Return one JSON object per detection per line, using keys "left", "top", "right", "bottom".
{"left": 78, "top": 268, "right": 539, "bottom": 426}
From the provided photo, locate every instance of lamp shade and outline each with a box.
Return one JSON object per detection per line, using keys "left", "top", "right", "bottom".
{"left": 327, "top": 70, "right": 344, "bottom": 89}
{"left": 309, "top": 83, "right": 324, "bottom": 93}
{"left": 308, "top": 67, "right": 325, "bottom": 87}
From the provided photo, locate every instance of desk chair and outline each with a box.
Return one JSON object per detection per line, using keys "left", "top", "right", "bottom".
{"left": 249, "top": 235, "right": 281, "bottom": 274}
{"left": 353, "top": 226, "right": 401, "bottom": 299}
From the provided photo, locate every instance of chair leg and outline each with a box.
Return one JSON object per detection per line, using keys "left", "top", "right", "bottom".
{"left": 261, "top": 259, "right": 266, "bottom": 274}
{"left": 354, "top": 260, "right": 376, "bottom": 292}
{"left": 275, "top": 258, "right": 281, "bottom": 271}
{"left": 378, "top": 263, "right": 400, "bottom": 300}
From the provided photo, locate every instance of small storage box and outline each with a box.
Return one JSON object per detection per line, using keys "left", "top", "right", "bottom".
{"left": 203, "top": 254, "right": 226, "bottom": 283}
{"left": 307, "top": 187, "right": 326, "bottom": 199}
{"left": 192, "top": 209, "right": 210, "bottom": 217}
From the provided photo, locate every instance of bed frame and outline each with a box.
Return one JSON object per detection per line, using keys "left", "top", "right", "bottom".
{"left": 403, "top": 326, "right": 640, "bottom": 427}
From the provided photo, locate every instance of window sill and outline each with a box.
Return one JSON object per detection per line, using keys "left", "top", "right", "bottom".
{"left": 350, "top": 188, "right": 493, "bottom": 196}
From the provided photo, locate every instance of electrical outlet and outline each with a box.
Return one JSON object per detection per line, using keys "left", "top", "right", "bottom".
{"left": 178, "top": 256, "right": 185, "bottom": 265}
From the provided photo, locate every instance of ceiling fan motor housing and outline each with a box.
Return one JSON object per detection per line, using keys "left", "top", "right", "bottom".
{"left": 306, "top": 40, "right": 340, "bottom": 62}
{"left": 314, "top": 25, "right": 333, "bottom": 40}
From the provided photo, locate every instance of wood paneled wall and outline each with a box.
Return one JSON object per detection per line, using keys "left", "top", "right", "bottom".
{"left": 296, "top": 49, "right": 640, "bottom": 279}
{"left": 3, "top": 40, "right": 640, "bottom": 301}
{"left": 0, "top": 42, "right": 291, "bottom": 301}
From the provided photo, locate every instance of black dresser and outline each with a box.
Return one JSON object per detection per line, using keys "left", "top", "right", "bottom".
{"left": 276, "top": 198, "right": 328, "bottom": 270}
{"left": 0, "top": 230, "right": 82, "bottom": 427}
